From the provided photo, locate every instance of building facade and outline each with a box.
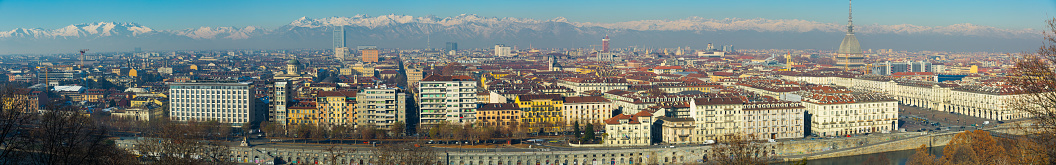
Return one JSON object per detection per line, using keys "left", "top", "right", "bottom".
{"left": 169, "top": 82, "right": 258, "bottom": 127}
{"left": 356, "top": 88, "right": 407, "bottom": 131}
{"left": 803, "top": 92, "right": 898, "bottom": 137}
{"left": 418, "top": 75, "right": 478, "bottom": 127}
{"left": 516, "top": 94, "right": 564, "bottom": 134}
{"left": 477, "top": 103, "right": 521, "bottom": 129}
{"left": 604, "top": 111, "right": 653, "bottom": 146}
{"left": 562, "top": 96, "right": 612, "bottom": 125}
{"left": 316, "top": 91, "right": 356, "bottom": 127}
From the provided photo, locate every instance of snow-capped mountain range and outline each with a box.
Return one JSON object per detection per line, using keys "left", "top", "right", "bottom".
{"left": 0, "top": 14, "right": 1044, "bottom": 54}
{"left": 2, "top": 14, "right": 1040, "bottom": 40}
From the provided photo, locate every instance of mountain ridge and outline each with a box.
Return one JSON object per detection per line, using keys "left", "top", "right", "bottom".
{"left": 0, "top": 14, "right": 1045, "bottom": 54}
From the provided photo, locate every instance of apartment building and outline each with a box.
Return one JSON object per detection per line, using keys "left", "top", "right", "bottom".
{"left": 356, "top": 88, "right": 406, "bottom": 130}
{"left": 604, "top": 111, "right": 654, "bottom": 146}
{"left": 802, "top": 90, "right": 898, "bottom": 137}
{"left": 516, "top": 94, "right": 564, "bottom": 134}
{"left": 418, "top": 75, "right": 478, "bottom": 127}
{"left": 316, "top": 91, "right": 356, "bottom": 127}
{"left": 169, "top": 82, "right": 259, "bottom": 127}
{"left": 477, "top": 103, "right": 521, "bottom": 129}
{"left": 562, "top": 96, "right": 612, "bottom": 125}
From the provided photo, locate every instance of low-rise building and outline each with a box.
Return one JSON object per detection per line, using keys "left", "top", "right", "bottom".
{"left": 656, "top": 117, "right": 695, "bottom": 144}
{"left": 603, "top": 110, "right": 654, "bottom": 146}
{"left": 562, "top": 96, "right": 612, "bottom": 125}
{"left": 516, "top": 94, "right": 564, "bottom": 134}
{"left": 802, "top": 88, "right": 898, "bottom": 137}
{"left": 477, "top": 103, "right": 521, "bottom": 129}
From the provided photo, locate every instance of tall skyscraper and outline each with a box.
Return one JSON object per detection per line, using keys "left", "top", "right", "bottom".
{"left": 602, "top": 35, "right": 610, "bottom": 53}
{"left": 333, "top": 26, "right": 345, "bottom": 49}
{"left": 362, "top": 48, "right": 379, "bottom": 63}
{"left": 836, "top": 0, "right": 864, "bottom": 69}
{"left": 445, "top": 42, "right": 458, "bottom": 51}
{"left": 169, "top": 82, "right": 259, "bottom": 127}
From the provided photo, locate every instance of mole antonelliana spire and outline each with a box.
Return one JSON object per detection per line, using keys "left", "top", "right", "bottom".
{"left": 836, "top": 0, "right": 864, "bottom": 69}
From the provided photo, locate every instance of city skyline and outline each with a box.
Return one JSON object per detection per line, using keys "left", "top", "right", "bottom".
{"left": 0, "top": 0, "right": 1052, "bottom": 31}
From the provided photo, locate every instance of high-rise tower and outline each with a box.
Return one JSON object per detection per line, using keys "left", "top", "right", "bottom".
{"left": 333, "top": 26, "right": 345, "bottom": 48}
{"left": 602, "top": 35, "right": 610, "bottom": 53}
{"left": 836, "top": 0, "right": 864, "bottom": 69}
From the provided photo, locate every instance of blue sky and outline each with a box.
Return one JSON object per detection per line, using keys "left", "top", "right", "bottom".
{"left": 0, "top": 0, "right": 1053, "bottom": 31}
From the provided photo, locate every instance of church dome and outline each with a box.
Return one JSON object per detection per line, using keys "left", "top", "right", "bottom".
{"left": 837, "top": 33, "right": 861, "bottom": 54}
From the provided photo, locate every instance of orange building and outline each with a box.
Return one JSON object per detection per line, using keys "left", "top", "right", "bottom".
{"left": 362, "top": 48, "right": 379, "bottom": 63}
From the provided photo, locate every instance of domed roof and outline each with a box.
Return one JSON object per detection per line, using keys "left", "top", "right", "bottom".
{"left": 837, "top": 33, "right": 861, "bottom": 55}
{"left": 287, "top": 59, "right": 300, "bottom": 65}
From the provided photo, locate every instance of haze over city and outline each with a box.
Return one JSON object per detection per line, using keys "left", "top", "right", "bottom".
{"left": 1, "top": 0, "right": 1053, "bottom": 54}
{"left": 1, "top": 0, "right": 1056, "bottom": 165}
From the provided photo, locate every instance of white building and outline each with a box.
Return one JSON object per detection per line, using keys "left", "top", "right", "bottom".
{"left": 357, "top": 87, "right": 407, "bottom": 130}
{"left": 272, "top": 81, "right": 290, "bottom": 126}
{"left": 335, "top": 47, "right": 350, "bottom": 61}
{"left": 802, "top": 90, "right": 898, "bottom": 137}
{"left": 945, "top": 85, "right": 1031, "bottom": 121}
{"left": 418, "top": 75, "right": 478, "bottom": 127}
{"left": 741, "top": 101, "right": 805, "bottom": 140}
{"left": 562, "top": 96, "right": 612, "bottom": 125}
{"left": 169, "top": 82, "right": 259, "bottom": 127}
{"left": 688, "top": 97, "right": 745, "bottom": 142}
{"left": 494, "top": 44, "right": 512, "bottom": 56}
{"left": 557, "top": 77, "right": 628, "bottom": 95}
{"left": 792, "top": 74, "right": 1034, "bottom": 122}
{"left": 604, "top": 110, "right": 654, "bottom": 146}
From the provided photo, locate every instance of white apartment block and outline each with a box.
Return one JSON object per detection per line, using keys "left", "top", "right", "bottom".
{"left": 272, "top": 81, "right": 289, "bottom": 126}
{"left": 783, "top": 74, "right": 1033, "bottom": 121}
{"left": 357, "top": 88, "right": 407, "bottom": 130}
{"left": 688, "top": 98, "right": 745, "bottom": 142}
{"left": 741, "top": 101, "right": 805, "bottom": 140}
{"left": 604, "top": 111, "right": 654, "bottom": 146}
{"left": 494, "top": 44, "right": 512, "bottom": 56}
{"left": 803, "top": 92, "right": 898, "bottom": 137}
{"left": 562, "top": 96, "right": 613, "bottom": 125}
{"left": 169, "top": 82, "right": 259, "bottom": 127}
{"left": 418, "top": 75, "right": 478, "bottom": 127}
{"left": 687, "top": 97, "right": 805, "bottom": 142}
{"left": 946, "top": 86, "right": 1030, "bottom": 121}
{"left": 557, "top": 77, "right": 628, "bottom": 95}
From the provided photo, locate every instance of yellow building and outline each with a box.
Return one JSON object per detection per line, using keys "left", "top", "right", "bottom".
{"left": 353, "top": 63, "right": 375, "bottom": 77}
{"left": 516, "top": 94, "right": 564, "bottom": 134}
{"left": 477, "top": 103, "right": 522, "bottom": 129}
{"left": 287, "top": 101, "right": 319, "bottom": 126}
{"left": 316, "top": 91, "right": 357, "bottom": 127}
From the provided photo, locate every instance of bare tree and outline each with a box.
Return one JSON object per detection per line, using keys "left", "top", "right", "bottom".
{"left": 707, "top": 133, "right": 776, "bottom": 165}
{"left": 369, "top": 143, "right": 438, "bottom": 165}
{"left": 323, "top": 144, "right": 356, "bottom": 165}
{"left": 391, "top": 121, "right": 406, "bottom": 138}
{"left": 1007, "top": 18, "right": 1056, "bottom": 164}
{"left": 134, "top": 119, "right": 234, "bottom": 165}
{"left": 28, "top": 103, "right": 137, "bottom": 165}
{"left": 910, "top": 130, "right": 1049, "bottom": 165}
{"left": 0, "top": 86, "right": 34, "bottom": 164}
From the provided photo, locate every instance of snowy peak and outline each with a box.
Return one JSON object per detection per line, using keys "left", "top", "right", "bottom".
{"left": 0, "top": 22, "right": 154, "bottom": 39}
{"left": 0, "top": 14, "right": 1044, "bottom": 40}
{"left": 171, "top": 26, "right": 262, "bottom": 39}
